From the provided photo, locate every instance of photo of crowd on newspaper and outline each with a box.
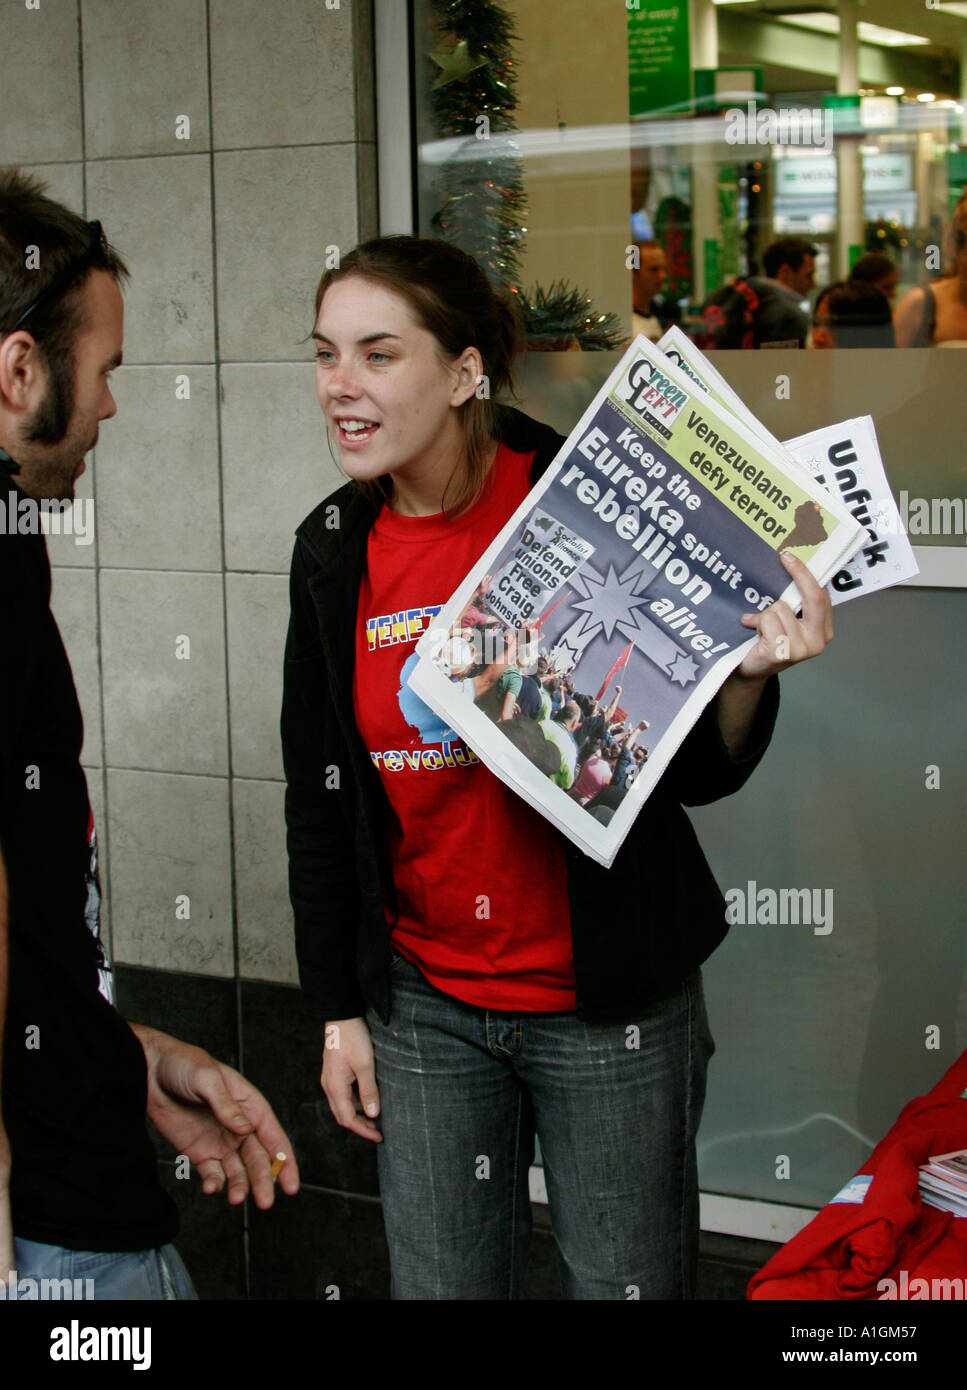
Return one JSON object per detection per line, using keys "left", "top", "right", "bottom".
{"left": 431, "top": 576, "right": 651, "bottom": 826}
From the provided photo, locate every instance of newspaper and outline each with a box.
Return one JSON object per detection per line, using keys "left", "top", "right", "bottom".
{"left": 408, "top": 336, "right": 867, "bottom": 867}
{"left": 658, "top": 327, "right": 919, "bottom": 601}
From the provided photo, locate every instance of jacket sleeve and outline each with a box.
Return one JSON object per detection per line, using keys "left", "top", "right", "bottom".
{"left": 281, "top": 537, "right": 367, "bottom": 1022}
{"left": 662, "top": 673, "right": 780, "bottom": 807}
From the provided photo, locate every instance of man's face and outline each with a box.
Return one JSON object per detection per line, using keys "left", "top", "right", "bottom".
{"left": 15, "top": 269, "right": 123, "bottom": 501}
{"left": 634, "top": 247, "right": 666, "bottom": 305}
{"left": 786, "top": 254, "right": 816, "bottom": 299}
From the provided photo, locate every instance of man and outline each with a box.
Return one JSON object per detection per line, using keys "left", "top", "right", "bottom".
{"left": 575, "top": 684, "right": 623, "bottom": 764}
{"left": 613, "top": 720, "right": 650, "bottom": 789}
{"left": 754, "top": 237, "right": 817, "bottom": 347}
{"left": 631, "top": 240, "right": 679, "bottom": 343}
{"left": 538, "top": 700, "right": 583, "bottom": 790}
{"left": 700, "top": 236, "right": 816, "bottom": 349}
{"left": 0, "top": 169, "right": 298, "bottom": 1299}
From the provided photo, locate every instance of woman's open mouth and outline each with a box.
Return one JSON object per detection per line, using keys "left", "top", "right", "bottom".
{"left": 336, "top": 418, "right": 381, "bottom": 446}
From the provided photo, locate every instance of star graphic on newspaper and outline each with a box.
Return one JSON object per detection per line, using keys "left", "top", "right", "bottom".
{"left": 569, "top": 563, "right": 651, "bottom": 641}
{"left": 802, "top": 452, "right": 824, "bottom": 475}
{"left": 665, "top": 651, "right": 700, "bottom": 686}
{"left": 551, "top": 640, "right": 580, "bottom": 672}
{"left": 871, "top": 503, "right": 897, "bottom": 534}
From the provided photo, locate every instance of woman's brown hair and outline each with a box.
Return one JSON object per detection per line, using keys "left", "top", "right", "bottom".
{"left": 314, "top": 236, "right": 520, "bottom": 517}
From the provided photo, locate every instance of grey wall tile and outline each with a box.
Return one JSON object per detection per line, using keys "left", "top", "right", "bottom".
{"left": 86, "top": 156, "right": 215, "bottom": 364}
{"left": 83, "top": 0, "right": 210, "bottom": 159}
{"left": 233, "top": 778, "right": 298, "bottom": 985}
{"left": 210, "top": 0, "right": 354, "bottom": 149}
{"left": 95, "top": 366, "right": 222, "bottom": 571}
{"left": 100, "top": 569, "right": 229, "bottom": 775}
{"left": 20, "top": 162, "right": 85, "bottom": 214}
{"left": 2, "top": 2, "right": 82, "bottom": 163}
{"left": 213, "top": 146, "right": 359, "bottom": 362}
{"left": 50, "top": 565, "right": 102, "bottom": 767}
{"left": 107, "top": 768, "right": 234, "bottom": 975}
{"left": 225, "top": 573, "right": 287, "bottom": 780}
{"left": 43, "top": 460, "right": 97, "bottom": 568}
{"left": 220, "top": 363, "right": 344, "bottom": 574}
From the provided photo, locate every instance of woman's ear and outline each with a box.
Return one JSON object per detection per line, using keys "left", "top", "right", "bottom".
{"left": 450, "top": 345, "right": 484, "bottom": 407}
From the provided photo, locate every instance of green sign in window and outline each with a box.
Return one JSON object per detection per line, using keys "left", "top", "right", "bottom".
{"left": 628, "top": 1, "right": 691, "bottom": 118}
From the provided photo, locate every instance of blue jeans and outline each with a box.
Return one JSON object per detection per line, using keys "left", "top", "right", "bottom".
{"left": 10, "top": 1238, "right": 197, "bottom": 1300}
{"left": 366, "top": 952, "right": 714, "bottom": 1300}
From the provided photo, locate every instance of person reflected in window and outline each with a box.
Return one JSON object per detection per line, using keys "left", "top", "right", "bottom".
{"left": 811, "top": 281, "right": 896, "bottom": 349}
{"left": 631, "top": 240, "right": 680, "bottom": 343}
{"left": 698, "top": 238, "right": 816, "bottom": 350}
{"left": 849, "top": 251, "right": 900, "bottom": 305}
{"left": 894, "top": 194, "right": 967, "bottom": 347}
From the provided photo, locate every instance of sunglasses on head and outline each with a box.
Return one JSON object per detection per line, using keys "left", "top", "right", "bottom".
{"left": 9, "top": 220, "right": 108, "bottom": 334}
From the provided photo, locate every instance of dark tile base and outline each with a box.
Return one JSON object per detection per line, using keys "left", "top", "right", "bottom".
{"left": 697, "top": 1231, "right": 783, "bottom": 1301}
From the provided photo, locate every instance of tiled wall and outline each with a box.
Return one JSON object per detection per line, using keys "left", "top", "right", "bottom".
{"left": 9, "top": 0, "right": 377, "bottom": 979}
{"left": 4, "top": 0, "right": 377, "bottom": 1296}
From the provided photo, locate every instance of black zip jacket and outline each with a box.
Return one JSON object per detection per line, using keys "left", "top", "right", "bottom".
{"left": 281, "top": 406, "right": 779, "bottom": 1025}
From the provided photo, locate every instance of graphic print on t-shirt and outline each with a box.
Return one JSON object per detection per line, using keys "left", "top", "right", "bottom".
{"left": 398, "top": 651, "right": 457, "bottom": 745}
{"left": 362, "top": 608, "right": 479, "bottom": 769}
{"left": 351, "top": 442, "right": 575, "bottom": 1012}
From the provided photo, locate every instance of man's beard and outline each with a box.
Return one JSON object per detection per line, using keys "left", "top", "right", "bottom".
{"left": 25, "top": 350, "right": 75, "bottom": 445}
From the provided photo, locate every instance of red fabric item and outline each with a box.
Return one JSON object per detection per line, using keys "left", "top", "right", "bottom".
{"left": 748, "top": 1050, "right": 967, "bottom": 1300}
{"left": 353, "top": 443, "right": 575, "bottom": 1012}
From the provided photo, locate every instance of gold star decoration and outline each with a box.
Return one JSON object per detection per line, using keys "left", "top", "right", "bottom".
{"left": 429, "top": 39, "right": 489, "bottom": 89}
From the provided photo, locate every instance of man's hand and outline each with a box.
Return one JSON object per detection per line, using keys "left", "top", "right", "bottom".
{"left": 130, "top": 1024, "right": 300, "bottom": 1209}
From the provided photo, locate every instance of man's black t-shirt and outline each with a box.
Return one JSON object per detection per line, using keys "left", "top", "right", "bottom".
{"left": 0, "top": 490, "right": 178, "bottom": 1250}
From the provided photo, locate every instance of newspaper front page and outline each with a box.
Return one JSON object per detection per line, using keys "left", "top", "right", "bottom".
{"left": 408, "top": 337, "right": 867, "bottom": 866}
{"left": 658, "top": 327, "right": 918, "bottom": 601}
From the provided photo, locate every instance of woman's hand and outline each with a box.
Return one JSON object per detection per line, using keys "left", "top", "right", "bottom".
{"left": 717, "top": 552, "right": 832, "bottom": 757}
{"left": 321, "top": 1017, "right": 382, "bottom": 1143}
{"left": 736, "top": 551, "right": 833, "bottom": 681}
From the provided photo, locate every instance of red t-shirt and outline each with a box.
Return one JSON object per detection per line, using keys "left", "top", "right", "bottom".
{"left": 353, "top": 443, "right": 575, "bottom": 1011}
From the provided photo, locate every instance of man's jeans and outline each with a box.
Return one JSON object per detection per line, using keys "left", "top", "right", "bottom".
{"left": 10, "top": 1238, "right": 197, "bottom": 1300}
{"left": 366, "top": 951, "right": 714, "bottom": 1300}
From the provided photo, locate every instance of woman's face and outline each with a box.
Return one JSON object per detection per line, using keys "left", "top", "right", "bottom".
{"left": 313, "top": 276, "right": 474, "bottom": 489}
{"left": 876, "top": 270, "right": 899, "bottom": 303}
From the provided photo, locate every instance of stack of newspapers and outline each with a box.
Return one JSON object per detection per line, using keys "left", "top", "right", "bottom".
{"left": 409, "top": 332, "right": 918, "bottom": 867}
{"left": 919, "top": 1150, "right": 967, "bottom": 1217}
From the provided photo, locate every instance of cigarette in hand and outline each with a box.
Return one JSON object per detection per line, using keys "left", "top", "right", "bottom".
{"left": 270, "top": 1152, "right": 287, "bottom": 1181}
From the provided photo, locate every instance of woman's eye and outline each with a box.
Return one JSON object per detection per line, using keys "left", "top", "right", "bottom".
{"left": 369, "top": 352, "right": 389, "bottom": 364}
{"left": 315, "top": 349, "right": 335, "bottom": 362}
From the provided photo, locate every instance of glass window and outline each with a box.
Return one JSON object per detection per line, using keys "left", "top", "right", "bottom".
{"left": 407, "top": 0, "right": 967, "bottom": 1218}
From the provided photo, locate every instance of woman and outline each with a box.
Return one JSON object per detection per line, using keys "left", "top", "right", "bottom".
{"left": 894, "top": 194, "right": 967, "bottom": 347}
{"left": 282, "top": 236, "right": 833, "bottom": 1300}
